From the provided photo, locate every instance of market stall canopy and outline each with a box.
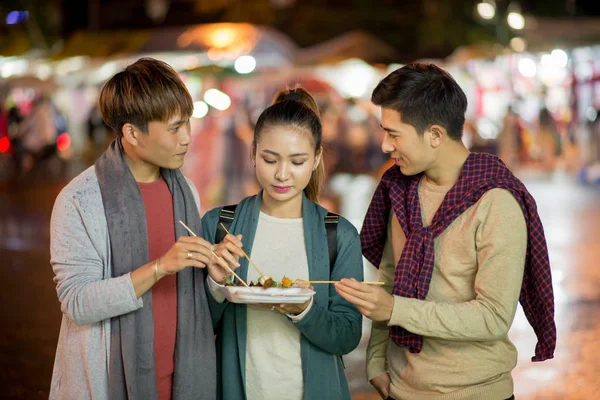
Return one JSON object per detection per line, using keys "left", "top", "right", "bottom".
{"left": 445, "top": 17, "right": 600, "bottom": 64}
{"left": 295, "top": 30, "right": 399, "bottom": 65}
{"left": 54, "top": 30, "right": 150, "bottom": 59}
{"left": 446, "top": 44, "right": 502, "bottom": 64}
{"left": 523, "top": 17, "right": 600, "bottom": 51}
{"left": 0, "top": 31, "right": 33, "bottom": 57}
{"left": 4, "top": 75, "right": 58, "bottom": 92}
{"left": 142, "top": 23, "right": 296, "bottom": 61}
{"left": 55, "top": 23, "right": 297, "bottom": 65}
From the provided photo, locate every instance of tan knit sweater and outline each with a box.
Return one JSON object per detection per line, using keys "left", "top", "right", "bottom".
{"left": 366, "top": 177, "right": 527, "bottom": 400}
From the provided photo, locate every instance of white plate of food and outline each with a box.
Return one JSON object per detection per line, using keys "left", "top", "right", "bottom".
{"left": 223, "top": 286, "right": 316, "bottom": 304}
{"left": 222, "top": 276, "right": 315, "bottom": 304}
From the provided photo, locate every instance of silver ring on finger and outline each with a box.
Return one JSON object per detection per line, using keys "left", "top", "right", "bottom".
{"left": 187, "top": 252, "right": 193, "bottom": 259}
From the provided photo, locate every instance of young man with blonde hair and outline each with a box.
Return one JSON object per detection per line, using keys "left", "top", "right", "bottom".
{"left": 50, "top": 58, "right": 242, "bottom": 400}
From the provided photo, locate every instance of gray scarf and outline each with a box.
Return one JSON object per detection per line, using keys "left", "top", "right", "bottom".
{"left": 95, "top": 139, "right": 216, "bottom": 400}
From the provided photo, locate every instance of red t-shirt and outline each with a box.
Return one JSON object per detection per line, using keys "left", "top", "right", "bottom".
{"left": 138, "top": 177, "right": 178, "bottom": 400}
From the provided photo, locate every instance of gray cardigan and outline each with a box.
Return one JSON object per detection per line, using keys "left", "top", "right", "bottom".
{"left": 49, "top": 166, "right": 201, "bottom": 400}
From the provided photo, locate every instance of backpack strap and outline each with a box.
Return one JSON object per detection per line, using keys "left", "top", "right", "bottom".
{"left": 325, "top": 212, "right": 339, "bottom": 274}
{"left": 325, "top": 211, "right": 343, "bottom": 369}
{"left": 214, "top": 204, "right": 238, "bottom": 243}
{"left": 214, "top": 205, "right": 339, "bottom": 276}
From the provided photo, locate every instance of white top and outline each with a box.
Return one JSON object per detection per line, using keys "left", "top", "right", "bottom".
{"left": 245, "top": 212, "right": 310, "bottom": 400}
{"left": 207, "top": 212, "right": 314, "bottom": 399}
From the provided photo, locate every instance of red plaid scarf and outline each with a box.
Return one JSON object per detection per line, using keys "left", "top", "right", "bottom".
{"left": 361, "top": 153, "right": 556, "bottom": 361}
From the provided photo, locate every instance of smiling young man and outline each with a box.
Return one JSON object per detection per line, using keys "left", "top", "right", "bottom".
{"left": 49, "top": 58, "right": 243, "bottom": 400}
{"left": 335, "top": 63, "right": 556, "bottom": 400}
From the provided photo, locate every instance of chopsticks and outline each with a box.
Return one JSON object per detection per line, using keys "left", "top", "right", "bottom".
{"left": 308, "top": 281, "right": 385, "bottom": 285}
{"left": 210, "top": 251, "right": 250, "bottom": 288}
{"left": 219, "top": 223, "right": 265, "bottom": 277}
{"left": 178, "top": 220, "right": 250, "bottom": 288}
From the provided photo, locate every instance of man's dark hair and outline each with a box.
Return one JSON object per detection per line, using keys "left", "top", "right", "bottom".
{"left": 99, "top": 58, "right": 193, "bottom": 136}
{"left": 371, "top": 62, "right": 467, "bottom": 140}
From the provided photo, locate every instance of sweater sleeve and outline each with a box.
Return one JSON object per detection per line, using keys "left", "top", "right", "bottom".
{"left": 292, "top": 218, "right": 364, "bottom": 356}
{"left": 201, "top": 208, "right": 230, "bottom": 327}
{"left": 388, "top": 189, "right": 527, "bottom": 341}
{"left": 50, "top": 189, "right": 143, "bottom": 326}
{"left": 366, "top": 212, "right": 402, "bottom": 381}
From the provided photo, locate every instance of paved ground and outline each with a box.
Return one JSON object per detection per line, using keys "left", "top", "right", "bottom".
{"left": 1, "top": 163, "right": 599, "bottom": 399}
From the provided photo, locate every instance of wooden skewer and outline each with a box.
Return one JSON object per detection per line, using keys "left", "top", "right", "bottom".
{"left": 179, "top": 220, "right": 250, "bottom": 288}
{"left": 210, "top": 251, "right": 250, "bottom": 288}
{"left": 307, "top": 281, "right": 386, "bottom": 285}
{"left": 219, "top": 223, "right": 265, "bottom": 277}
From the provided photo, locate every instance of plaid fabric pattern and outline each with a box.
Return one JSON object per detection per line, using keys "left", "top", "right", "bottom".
{"left": 361, "top": 153, "right": 556, "bottom": 362}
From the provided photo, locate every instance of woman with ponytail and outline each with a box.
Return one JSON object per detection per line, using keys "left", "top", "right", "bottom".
{"left": 201, "top": 86, "right": 364, "bottom": 400}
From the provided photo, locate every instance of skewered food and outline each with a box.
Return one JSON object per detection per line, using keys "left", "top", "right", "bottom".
{"left": 281, "top": 277, "right": 294, "bottom": 288}
{"left": 258, "top": 275, "right": 272, "bottom": 286}
{"left": 224, "top": 275, "right": 299, "bottom": 289}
